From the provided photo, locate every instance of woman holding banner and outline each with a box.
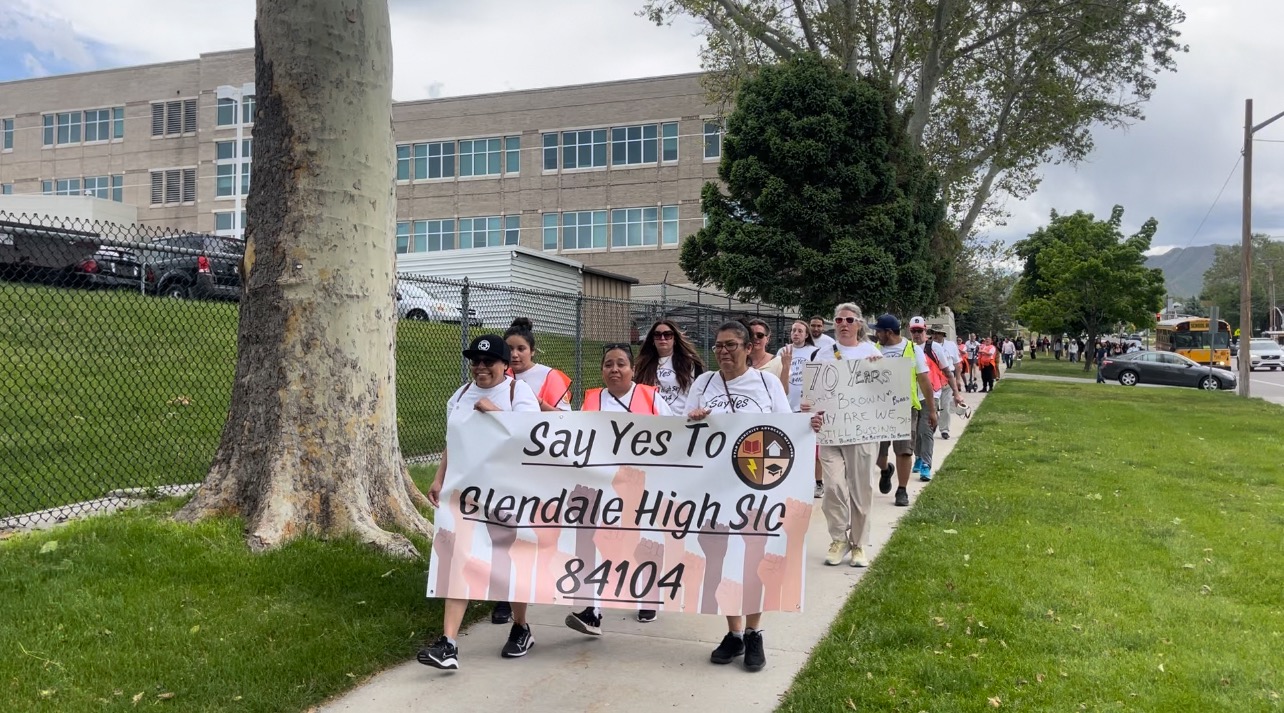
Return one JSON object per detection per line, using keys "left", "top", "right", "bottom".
{"left": 807, "top": 304, "right": 881, "bottom": 569}
{"left": 634, "top": 319, "right": 705, "bottom": 416}
{"left": 565, "top": 343, "right": 674, "bottom": 634}
{"left": 419, "top": 334, "right": 542, "bottom": 671}
{"left": 687, "top": 320, "right": 793, "bottom": 673}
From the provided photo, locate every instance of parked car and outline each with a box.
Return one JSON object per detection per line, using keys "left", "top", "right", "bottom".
{"left": 1248, "top": 338, "right": 1284, "bottom": 371}
{"left": 73, "top": 246, "right": 144, "bottom": 289}
{"left": 396, "top": 283, "right": 481, "bottom": 326}
{"left": 1100, "top": 350, "right": 1237, "bottom": 390}
{"left": 140, "top": 235, "right": 244, "bottom": 301}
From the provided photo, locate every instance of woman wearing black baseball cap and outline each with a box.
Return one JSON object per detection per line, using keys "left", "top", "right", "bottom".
{"left": 418, "top": 334, "right": 542, "bottom": 672}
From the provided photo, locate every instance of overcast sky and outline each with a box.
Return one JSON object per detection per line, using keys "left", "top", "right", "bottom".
{"left": 2, "top": 0, "right": 1281, "bottom": 254}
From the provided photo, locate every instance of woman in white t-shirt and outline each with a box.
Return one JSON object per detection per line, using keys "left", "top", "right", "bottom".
{"left": 419, "top": 335, "right": 542, "bottom": 672}
{"left": 634, "top": 319, "right": 705, "bottom": 415}
{"left": 778, "top": 320, "right": 822, "bottom": 498}
{"left": 506, "top": 317, "right": 573, "bottom": 413}
{"left": 687, "top": 320, "right": 793, "bottom": 674}
{"left": 565, "top": 343, "right": 674, "bottom": 635}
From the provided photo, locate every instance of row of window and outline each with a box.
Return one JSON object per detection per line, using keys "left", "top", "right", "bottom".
{"left": 542, "top": 206, "right": 680, "bottom": 251}
{"left": 396, "top": 137, "right": 520, "bottom": 181}
{"left": 541, "top": 123, "right": 678, "bottom": 171}
{"left": 41, "top": 108, "right": 125, "bottom": 147}
{"left": 396, "top": 216, "right": 521, "bottom": 254}
{"left": 40, "top": 175, "right": 125, "bottom": 202}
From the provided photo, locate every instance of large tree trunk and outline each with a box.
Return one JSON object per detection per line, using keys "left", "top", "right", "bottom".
{"left": 176, "top": 0, "right": 432, "bottom": 557}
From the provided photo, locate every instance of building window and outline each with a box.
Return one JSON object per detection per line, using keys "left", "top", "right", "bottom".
{"left": 42, "top": 115, "right": 53, "bottom": 147}
{"left": 56, "top": 112, "right": 82, "bottom": 145}
{"left": 661, "top": 122, "right": 678, "bottom": 162}
{"left": 41, "top": 107, "right": 123, "bottom": 146}
{"left": 217, "top": 98, "right": 237, "bottom": 127}
{"left": 611, "top": 207, "right": 659, "bottom": 248}
{"left": 151, "top": 168, "right": 196, "bottom": 205}
{"left": 563, "top": 210, "right": 607, "bottom": 250}
{"left": 114, "top": 107, "right": 126, "bottom": 139}
{"left": 459, "top": 138, "right": 502, "bottom": 177}
{"left": 112, "top": 174, "right": 124, "bottom": 203}
{"left": 543, "top": 213, "right": 558, "bottom": 250}
{"left": 505, "top": 136, "right": 520, "bottom": 175}
{"left": 704, "top": 121, "right": 722, "bottom": 159}
{"left": 395, "top": 222, "right": 410, "bottom": 254}
{"left": 542, "top": 133, "right": 558, "bottom": 171}
{"left": 242, "top": 94, "right": 256, "bottom": 125}
{"left": 504, "top": 215, "right": 520, "bottom": 244}
{"left": 2, "top": 118, "right": 12, "bottom": 151}
{"left": 662, "top": 205, "right": 679, "bottom": 245}
{"left": 216, "top": 141, "right": 236, "bottom": 161}
{"left": 54, "top": 178, "right": 82, "bottom": 196}
{"left": 1, "top": 184, "right": 11, "bottom": 195}
{"left": 241, "top": 162, "right": 251, "bottom": 195}
{"left": 41, "top": 180, "right": 52, "bottom": 194}
{"left": 153, "top": 100, "right": 197, "bottom": 137}
{"left": 428, "top": 219, "right": 456, "bottom": 251}
{"left": 397, "top": 141, "right": 455, "bottom": 181}
{"left": 84, "top": 109, "right": 112, "bottom": 143}
{"left": 561, "top": 129, "right": 607, "bottom": 170}
{"left": 84, "top": 176, "right": 111, "bottom": 199}
{"left": 216, "top": 164, "right": 237, "bottom": 197}
{"left": 460, "top": 216, "right": 505, "bottom": 247}
{"left": 215, "top": 211, "right": 236, "bottom": 232}
{"left": 611, "top": 124, "right": 658, "bottom": 166}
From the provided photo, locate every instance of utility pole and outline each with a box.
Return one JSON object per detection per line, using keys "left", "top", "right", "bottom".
{"left": 1240, "top": 100, "right": 1284, "bottom": 397}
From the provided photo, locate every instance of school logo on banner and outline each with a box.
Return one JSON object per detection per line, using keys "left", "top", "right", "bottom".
{"left": 732, "top": 425, "right": 795, "bottom": 490}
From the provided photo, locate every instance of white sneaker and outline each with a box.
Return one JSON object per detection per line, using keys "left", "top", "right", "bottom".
{"left": 849, "top": 546, "right": 869, "bottom": 567}
{"left": 824, "top": 540, "right": 850, "bottom": 566}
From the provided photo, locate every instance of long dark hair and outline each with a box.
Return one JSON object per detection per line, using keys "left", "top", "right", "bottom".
{"left": 505, "top": 317, "right": 536, "bottom": 352}
{"left": 635, "top": 319, "right": 705, "bottom": 391}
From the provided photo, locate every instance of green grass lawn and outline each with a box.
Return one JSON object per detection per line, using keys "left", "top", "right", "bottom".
{"left": 0, "top": 283, "right": 608, "bottom": 517}
{"left": 780, "top": 380, "right": 1284, "bottom": 711}
{"left": 0, "top": 501, "right": 485, "bottom": 713}
{"left": 1005, "top": 354, "right": 1095, "bottom": 379}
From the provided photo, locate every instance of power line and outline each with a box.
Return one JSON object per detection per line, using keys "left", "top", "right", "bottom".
{"left": 1182, "top": 154, "right": 1242, "bottom": 250}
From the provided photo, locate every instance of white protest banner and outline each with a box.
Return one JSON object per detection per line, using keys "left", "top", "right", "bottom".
{"left": 802, "top": 358, "right": 912, "bottom": 445}
{"left": 428, "top": 411, "right": 816, "bottom": 616}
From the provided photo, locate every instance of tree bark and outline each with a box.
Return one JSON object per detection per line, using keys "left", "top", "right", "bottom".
{"left": 176, "top": 0, "right": 432, "bottom": 557}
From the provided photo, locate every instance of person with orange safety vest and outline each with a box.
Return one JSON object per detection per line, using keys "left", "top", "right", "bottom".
{"left": 564, "top": 343, "right": 672, "bottom": 636}
{"left": 491, "top": 317, "right": 573, "bottom": 627}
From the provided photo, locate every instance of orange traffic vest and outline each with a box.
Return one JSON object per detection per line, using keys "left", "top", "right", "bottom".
{"left": 508, "top": 367, "right": 573, "bottom": 409}
{"left": 582, "top": 384, "right": 659, "bottom": 414}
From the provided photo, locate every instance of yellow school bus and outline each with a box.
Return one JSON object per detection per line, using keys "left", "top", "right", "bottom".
{"left": 1155, "top": 317, "right": 1232, "bottom": 367}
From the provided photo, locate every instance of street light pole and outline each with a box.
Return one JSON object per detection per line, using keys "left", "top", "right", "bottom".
{"left": 1239, "top": 100, "right": 1284, "bottom": 397}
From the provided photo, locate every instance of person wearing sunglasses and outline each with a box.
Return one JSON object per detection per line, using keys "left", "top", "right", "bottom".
{"left": 635, "top": 319, "right": 705, "bottom": 416}
{"left": 506, "top": 317, "right": 573, "bottom": 414}
{"left": 419, "top": 335, "right": 542, "bottom": 672}
{"left": 687, "top": 321, "right": 796, "bottom": 673}
{"left": 565, "top": 343, "right": 674, "bottom": 634}
{"left": 742, "top": 317, "right": 783, "bottom": 383}
{"left": 807, "top": 304, "right": 882, "bottom": 567}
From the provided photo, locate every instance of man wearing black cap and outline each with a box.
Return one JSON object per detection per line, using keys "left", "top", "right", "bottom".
{"left": 870, "top": 314, "right": 935, "bottom": 507}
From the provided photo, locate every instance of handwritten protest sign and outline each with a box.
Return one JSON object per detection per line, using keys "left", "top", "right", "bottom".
{"left": 428, "top": 411, "right": 816, "bottom": 616}
{"left": 802, "top": 358, "right": 912, "bottom": 445}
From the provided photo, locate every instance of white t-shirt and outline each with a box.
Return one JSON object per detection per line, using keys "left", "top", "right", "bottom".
{"left": 965, "top": 340, "right": 980, "bottom": 360}
{"left": 811, "top": 333, "right": 837, "bottom": 352}
{"left": 778, "top": 344, "right": 822, "bottom": 412}
{"left": 513, "top": 363, "right": 571, "bottom": 411}
{"left": 687, "top": 369, "right": 792, "bottom": 416}
{"left": 446, "top": 376, "right": 540, "bottom": 423}
{"left": 655, "top": 355, "right": 695, "bottom": 415}
{"left": 939, "top": 340, "right": 961, "bottom": 373}
{"left": 754, "top": 353, "right": 784, "bottom": 383}
{"left": 594, "top": 384, "right": 674, "bottom": 416}
{"left": 880, "top": 338, "right": 931, "bottom": 404}
{"left": 1002, "top": 341, "right": 1016, "bottom": 355}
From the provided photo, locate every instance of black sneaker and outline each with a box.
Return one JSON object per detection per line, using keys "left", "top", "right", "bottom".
{"left": 565, "top": 607, "right": 602, "bottom": 636}
{"left": 637, "top": 609, "right": 657, "bottom": 623}
{"left": 743, "top": 630, "right": 766, "bottom": 672}
{"left": 416, "top": 636, "right": 459, "bottom": 670}
{"left": 941, "top": 431, "right": 950, "bottom": 440}
{"left": 878, "top": 464, "right": 894, "bottom": 495}
{"left": 491, "top": 601, "right": 512, "bottom": 625}
{"left": 501, "top": 623, "right": 534, "bottom": 658}
{"left": 710, "top": 632, "right": 745, "bottom": 664}
{"left": 894, "top": 487, "right": 909, "bottom": 507}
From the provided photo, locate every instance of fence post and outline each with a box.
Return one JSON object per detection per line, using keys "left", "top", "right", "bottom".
{"left": 660, "top": 281, "right": 668, "bottom": 319}
{"left": 460, "top": 278, "right": 470, "bottom": 386}
{"left": 574, "top": 292, "right": 584, "bottom": 408}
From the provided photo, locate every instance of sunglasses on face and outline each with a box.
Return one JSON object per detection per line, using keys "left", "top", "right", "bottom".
{"left": 652, "top": 330, "right": 675, "bottom": 340}
{"left": 751, "top": 332, "right": 768, "bottom": 341}
{"left": 910, "top": 328, "right": 926, "bottom": 334}
{"left": 470, "top": 357, "right": 500, "bottom": 368}
{"left": 835, "top": 316, "right": 858, "bottom": 324}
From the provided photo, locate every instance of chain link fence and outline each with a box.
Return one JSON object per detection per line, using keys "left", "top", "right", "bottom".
{"left": 0, "top": 211, "right": 799, "bottom": 530}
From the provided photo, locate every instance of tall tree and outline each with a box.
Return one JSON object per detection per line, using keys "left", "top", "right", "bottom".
{"left": 953, "top": 245, "right": 1019, "bottom": 339}
{"left": 641, "top": 0, "right": 1186, "bottom": 244}
{"left": 1199, "top": 235, "right": 1284, "bottom": 335}
{"left": 680, "top": 55, "right": 944, "bottom": 316}
{"left": 177, "top": 0, "right": 431, "bottom": 557}
{"left": 1014, "top": 206, "right": 1165, "bottom": 370}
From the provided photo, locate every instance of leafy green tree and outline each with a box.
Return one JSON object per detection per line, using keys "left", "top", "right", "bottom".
{"left": 1199, "top": 235, "right": 1284, "bottom": 335}
{"left": 680, "top": 54, "right": 945, "bottom": 316}
{"left": 1014, "top": 206, "right": 1166, "bottom": 369}
{"left": 954, "top": 245, "right": 1020, "bottom": 339}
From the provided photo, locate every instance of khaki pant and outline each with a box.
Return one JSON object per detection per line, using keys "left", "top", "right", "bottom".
{"left": 819, "top": 443, "right": 877, "bottom": 547}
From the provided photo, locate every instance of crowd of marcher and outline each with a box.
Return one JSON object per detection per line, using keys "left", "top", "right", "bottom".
{"left": 418, "top": 307, "right": 993, "bottom": 675}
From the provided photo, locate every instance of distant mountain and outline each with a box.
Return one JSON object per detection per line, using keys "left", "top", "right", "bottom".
{"left": 1145, "top": 245, "right": 1218, "bottom": 298}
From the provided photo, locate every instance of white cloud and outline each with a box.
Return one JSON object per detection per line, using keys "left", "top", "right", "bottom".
{"left": 21, "top": 53, "right": 48, "bottom": 78}
{"left": 0, "top": 1, "right": 96, "bottom": 68}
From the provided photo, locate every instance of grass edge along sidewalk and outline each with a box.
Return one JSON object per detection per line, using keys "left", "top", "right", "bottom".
{"left": 778, "top": 380, "right": 1283, "bottom": 711}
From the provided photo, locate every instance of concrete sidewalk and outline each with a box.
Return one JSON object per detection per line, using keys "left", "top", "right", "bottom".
{"left": 320, "top": 390, "right": 990, "bottom": 713}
